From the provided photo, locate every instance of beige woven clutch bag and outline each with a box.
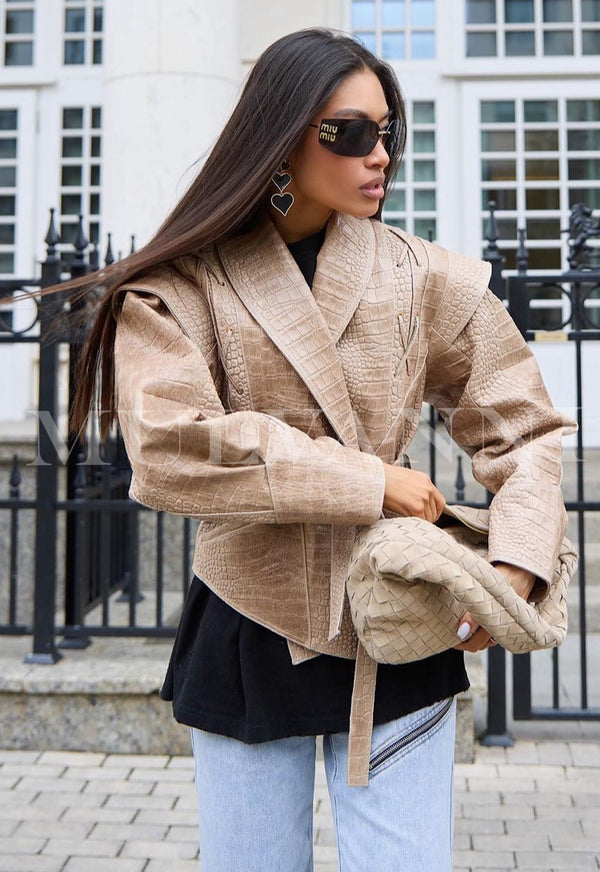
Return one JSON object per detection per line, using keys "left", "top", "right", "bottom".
{"left": 346, "top": 504, "right": 578, "bottom": 664}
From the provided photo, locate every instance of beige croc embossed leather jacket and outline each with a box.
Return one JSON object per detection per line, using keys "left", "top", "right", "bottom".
{"left": 114, "top": 212, "right": 575, "bottom": 780}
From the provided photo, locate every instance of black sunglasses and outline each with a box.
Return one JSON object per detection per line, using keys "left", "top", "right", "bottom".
{"left": 308, "top": 118, "right": 397, "bottom": 157}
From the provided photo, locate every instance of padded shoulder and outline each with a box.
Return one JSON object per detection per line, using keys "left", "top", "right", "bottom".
{"left": 379, "top": 223, "right": 492, "bottom": 344}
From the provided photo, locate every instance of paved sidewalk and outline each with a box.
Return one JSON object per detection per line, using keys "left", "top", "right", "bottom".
{"left": 1, "top": 741, "right": 599, "bottom": 872}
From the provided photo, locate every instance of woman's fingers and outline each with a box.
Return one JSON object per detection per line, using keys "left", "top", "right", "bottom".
{"left": 382, "top": 463, "right": 446, "bottom": 520}
{"left": 454, "top": 610, "right": 496, "bottom": 652}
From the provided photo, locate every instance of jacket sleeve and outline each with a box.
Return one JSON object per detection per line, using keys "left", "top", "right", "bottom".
{"left": 424, "top": 288, "right": 576, "bottom": 584}
{"left": 114, "top": 290, "right": 385, "bottom": 525}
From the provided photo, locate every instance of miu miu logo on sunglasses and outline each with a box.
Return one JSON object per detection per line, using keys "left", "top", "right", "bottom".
{"left": 319, "top": 123, "right": 339, "bottom": 142}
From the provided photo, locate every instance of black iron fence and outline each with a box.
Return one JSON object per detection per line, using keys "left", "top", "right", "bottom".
{"left": 0, "top": 205, "right": 598, "bottom": 738}
{"left": 0, "top": 211, "right": 193, "bottom": 662}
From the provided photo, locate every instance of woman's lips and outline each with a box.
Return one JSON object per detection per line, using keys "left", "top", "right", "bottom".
{"left": 360, "top": 183, "right": 385, "bottom": 199}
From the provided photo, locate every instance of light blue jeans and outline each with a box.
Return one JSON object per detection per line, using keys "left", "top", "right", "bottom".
{"left": 190, "top": 696, "right": 456, "bottom": 872}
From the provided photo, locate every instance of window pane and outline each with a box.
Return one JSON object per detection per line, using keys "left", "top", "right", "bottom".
{"left": 0, "top": 225, "right": 15, "bottom": 244}
{"left": 413, "top": 159, "right": 436, "bottom": 180}
{"left": 92, "top": 39, "right": 102, "bottom": 64}
{"left": 93, "top": 6, "right": 103, "bottom": 31}
{"left": 0, "top": 110, "right": 18, "bottom": 130}
{"left": 60, "top": 223, "right": 78, "bottom": 245}
{"left": 382, "top": 32, "right": 406, "bottom": 58}
{"left": 543, "top": 29, "right": 573, "bottom": 54}
{"left": 0, "top": 252, "right": 15, "bottom": 273}
{"left": 413, "top": 101, "right": 435, "bottom": 123}
{"left": 62, "top": 136, "right": 83, "bottom": 157}
{"left": 524, "top": 130, "right": 559, "bottom": 150}
{"left": 466, "top": 31, "right": 497, "bottom": 55}
{"left": 91, "top": 107, "right": 102, "bottom": 128}
{"left": 481, "top": 100, "right": 515, "bottom": 122}
{"left": 89, "top": 193, "right": 100, "bottom": 214}
{"left": 582, "top": 0, "right": 600, "bottom": 21}
{"left": 0, "top": 196, "right": 16, "bottom": 216}
{"left": 543, "top": 0, "right": 572, "bottom": 21}
{"left": 0, "top": 139, "right": 17, "bottom": 158}
{"left": 505, "top": 0, "right": 534, "bottom": 23}
{"left": 354, "top": 31, "right": 377, "bottom": 52}
{"left": 481, "top": 159, "right": 517, "bottom": 180}
{"left": 568, "top": 129, "right": 600, "bottom": 150}
{"left": 385, "top": 217, "right": 406, "bottom": 229}
{"left": 381, "top": 0, "right": 404, "bottom": 26}
{"left": 385, "top": 188, "right": 406, "bottom": 210}
{"left": 414, "top": 218, "right": 436, "bottom": 238}
{"left": 527, "top": 248, "right": 562, "bottom": 269}
{"left": 569, "top": 158, "right": 600, "bottom": 179}
{"left": 526, "top": 187, "right": 560, "bottom": 208}
{"left": 567, "top": 99, "right": 600, "bottom": 121}
{"left": 568, "top": 188, "right": 600, "bottom": 208}
{"left": 353, "top": 0, "right": 376, "bottom": 27}
{"left": 411, "top": 0, "right": 435, "bottom": 26}
{"left": 5, "top": 10, "right": 34, "bottom": 33}
{"left": 0, "top": 166, "right": 17, "bottom": 186}
{"left": 413, "top": 130, "right": 435, "bottom": 152}
{"left": 582, "top": 30, "right": 600, "bottom": 53}
{"left": 64, "top": 40, "right": 85, "bottom": 64}
{"left": 524, "top": 100, "right": 558, "bottom": 122}
{"left": 525, "top": 158, "right": 560, "bottom": 179}
{"left": 505, "top": 30, "right": 535, "bottom": 54}
{"left": 90, "top": 164, "right": 101, "bottom": 185}
{"left": 89, "top": 221, "right": 99, "bottom": 244}
{"left": 62, "top": 107, "right": 84, "bottom": 129}
{"left": 61, "top": 165, "right": 82, "bottom": 186}
{"left": 90, "top": 136, "right": 101, "bottom": 157}
{"left": 61, "top": 194, "right": 81, "bottom": 215}
{"left": 414, "top": 189, "right": 436, "bottom": 210}
{"left": 527, "top": 218, "right": 561, "bottom": 239}
{"left": 4, "top": 41, "right": 33, "bottom": 65}
{"left": 412, "top": 31, "right": 435, "bottom": 57}
{"left": 65, "top": 8, "right": 86, "bottom": 31}
{"left": 481, "top": 188, "right": 517, "bottom": 209}
{"left": 467, "top": 0, "right": 496, "bottom": 24}
{"left": 481, "top": 130, "right": 516, "bottom": 150}
{"left": 481, "top": 217, "right": 517, "bottom": 239}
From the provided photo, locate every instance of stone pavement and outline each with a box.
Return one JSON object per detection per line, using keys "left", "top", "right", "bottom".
{"left": 0, "top": 740, "right": 599, "bottom": 872}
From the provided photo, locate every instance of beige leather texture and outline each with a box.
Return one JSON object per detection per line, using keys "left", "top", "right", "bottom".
{"left": 113, "top": 212, "right": 576, "bottom": 786}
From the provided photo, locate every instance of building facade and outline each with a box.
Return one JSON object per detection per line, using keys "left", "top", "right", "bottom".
{"left": 0, "top": 0, "right": 598, "bottom": 439}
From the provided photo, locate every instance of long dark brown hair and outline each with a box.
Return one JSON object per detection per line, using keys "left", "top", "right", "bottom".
{"left": 67, "top": 27, "right": 407, "bottom": 438}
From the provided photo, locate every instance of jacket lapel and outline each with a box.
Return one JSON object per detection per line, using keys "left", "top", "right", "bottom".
{"left": 216, "top": 217, "right": 362, "bottom": 449}
{"left": 311, "top": 213, "right": 376, "bottom": 343}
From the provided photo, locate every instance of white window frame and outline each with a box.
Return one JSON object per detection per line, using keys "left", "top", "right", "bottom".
{"left": 1, "top": 0, "right": 35, "bottom": 67}
{"left": 62, "top": 0, "right": 103, "bottom": 67}
{"left": 464, "top": 0, "right": 600, "bottom": 58}
{"left": 349, "top": 0, "right": 437, "bottom": 61}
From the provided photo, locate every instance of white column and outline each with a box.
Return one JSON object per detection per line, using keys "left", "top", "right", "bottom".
{"left": 102, "top": 0, "right": 241, "bottom": 250}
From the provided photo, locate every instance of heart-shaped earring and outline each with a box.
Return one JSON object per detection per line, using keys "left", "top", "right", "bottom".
{"left": 271, "top": 161, "right": 294, "bottom": 217}
{"left": 272, "top": 172, "right": 292, "bottom": 192}
{"left": 271, "top": 192, "right": 294, "bottom": 217}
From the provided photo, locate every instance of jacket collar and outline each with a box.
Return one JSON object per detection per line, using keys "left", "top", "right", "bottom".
{"left": 215, "top": 213, "right": 377, "bottom": 449}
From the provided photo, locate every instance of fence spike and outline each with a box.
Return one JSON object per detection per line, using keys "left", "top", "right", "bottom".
{"left": 104, "top": 232, "right": 115, "bottom": 266}
{"left": 130, "top": 234, "right": 136, "bottom": 254}
{"left": 483, "top": 200, "right": 505, "bottom": 300}
{"left": 44, "top": 208, "right": 60, "bottom": 260}
{"left": 74, "top": 214, "right": 89, "bottom": 255}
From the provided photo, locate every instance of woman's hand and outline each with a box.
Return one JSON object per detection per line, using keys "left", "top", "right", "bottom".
{"left": 454, "top": 564, "right": 536, "bottom": 652}
{"left": 382, "top": 463, "right": 446, "bottom": 523}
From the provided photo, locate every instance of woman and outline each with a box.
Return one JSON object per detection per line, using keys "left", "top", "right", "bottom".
{"left": 70, "top": 27, "right": 572, "bottom": 872}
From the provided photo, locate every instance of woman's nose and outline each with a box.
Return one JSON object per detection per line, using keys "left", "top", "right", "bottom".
{"left": 366, "top": 137, "right": 390, "bottom": 168}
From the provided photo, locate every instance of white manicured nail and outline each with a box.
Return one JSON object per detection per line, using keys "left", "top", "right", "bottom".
{"left": 457, "top": 622, "right": 471, "bottom": 641}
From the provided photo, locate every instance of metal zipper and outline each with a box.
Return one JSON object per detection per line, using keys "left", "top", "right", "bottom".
{"left": 368, "top": 697, "right": 454, "bottom": 772}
